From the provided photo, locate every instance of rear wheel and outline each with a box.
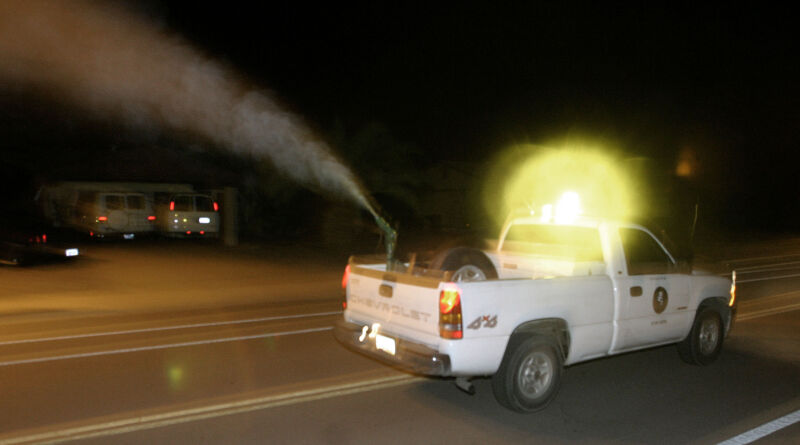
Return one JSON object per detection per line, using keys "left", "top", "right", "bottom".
{"left": 430, "top": 247, "right": 497, "bottom": 282}
{"left": 678, "top": 307, "right": 723, "bottom": 365}
{"left": 492, "top": 337, "right": 563, "bottom": 412}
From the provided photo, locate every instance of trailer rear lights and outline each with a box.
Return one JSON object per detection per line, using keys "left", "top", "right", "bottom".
{"left": 97, "top": 216, "right": 108, "bottom": 222}
{"left": 342, "top": 264, "right": 351, "bottom": 290}
{"left": 341, "top": 264, "right": 351, "bottom": 307}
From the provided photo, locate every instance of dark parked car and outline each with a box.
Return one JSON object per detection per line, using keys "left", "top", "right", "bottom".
{"left": 0, "top": 211, "right": 79, "bottom": 266}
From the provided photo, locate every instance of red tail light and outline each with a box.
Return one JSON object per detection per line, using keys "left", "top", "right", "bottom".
{"left": 97, "top": 216, "right": 108, "bottom": 222}
{"left": 147, "top": 215, "right": 156, "bottom": 221}
{"left": 342, "top": 265, "right": 351, "bottom": 290}
{"left": 186, "top": 231, "right": 192, "bottom": 235}
{"left": 213, "top": 201, "right": 219, "bottom": 212}
{"left": 439, "top": 284, "right": 463, "bottom": 339}
{"left": 341, "top": 265, "right": 351, "bottom": 309}
{"left": 169, "top": 201, "right": 175, "bottom": 211}
{"left": 42, "top": 234, "right": 47, "bottom": 244}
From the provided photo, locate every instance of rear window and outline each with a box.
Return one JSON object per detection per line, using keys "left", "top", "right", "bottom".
{"left": 502, "top": 224, "right": 604, "bottom": 262}
{"left": 104, "top": 195, "right": 125, "bottom": 210}
{"left": 195, "top": 196, "right": 214, "bottom": 212}
{"left": 173, "top": 196, "right": 193, "bottom": 211}
{"left": 126, "top": 195, "right": 145, "bottom": 210}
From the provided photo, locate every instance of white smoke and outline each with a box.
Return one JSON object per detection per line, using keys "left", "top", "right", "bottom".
{"left": 0, "top": 0, "right": 373, "bottom": 212}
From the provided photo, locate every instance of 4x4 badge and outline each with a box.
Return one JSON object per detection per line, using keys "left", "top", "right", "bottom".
{"left": 653, "top": 287, "right": 668, "bottom": 314}
{"left": 467, "top": 315, "right": 498, "bottom": 329}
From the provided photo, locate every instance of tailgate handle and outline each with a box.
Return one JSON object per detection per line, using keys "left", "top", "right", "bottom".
{"left": 630, "top": 286, "right": 643, "bottom": 297}
{"left": 379, "top": 284, "right": 394, "bottom": 298}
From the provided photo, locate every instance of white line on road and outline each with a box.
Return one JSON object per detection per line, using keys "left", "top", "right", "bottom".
{"left": 717, "top": 409, "right": 800, "bottom": 445}
{"left": 737, "top": 303, "right": 800, "bottom": 321}
{"left": 734, "top": 260, "right": 800, "bottom": 272}
{"left": 0, "top": 311, "right": 341, "bottom": 346}
{"left": 0, "top": 326, "right": 333, "bottom": 367}
{"left": 738, "top": 273, "right": 800, "bottom": 283}
{"left": 724, "top": 253, "right": 800, "bottom": 264}
{"left": 0, "top": 374, "right": 421, "bottom": 445}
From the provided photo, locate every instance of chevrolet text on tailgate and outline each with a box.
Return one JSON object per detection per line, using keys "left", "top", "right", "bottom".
{"left": 334, "top": 208, "right": 736, "bottom": 412}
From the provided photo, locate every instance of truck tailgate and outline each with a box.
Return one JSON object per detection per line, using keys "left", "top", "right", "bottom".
{"left": 345, "top": 262, "right": 443, "bottom": 340}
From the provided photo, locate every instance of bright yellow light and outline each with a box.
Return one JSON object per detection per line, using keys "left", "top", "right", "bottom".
{"left": 555, "top": 191, "right": 581, "bottom": 224}
{"left": 729, "top": 270, "right": 736, "bottom": 307}
{"left": 486, "top": 143, "right": 637, "bottom": 223}
{"left": 541, "top": 203, "right": 553, "bottom": 222}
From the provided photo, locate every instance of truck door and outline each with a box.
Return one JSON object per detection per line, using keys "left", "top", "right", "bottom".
{"left": 611, "top": 227, "right": 690, "bottom": 352}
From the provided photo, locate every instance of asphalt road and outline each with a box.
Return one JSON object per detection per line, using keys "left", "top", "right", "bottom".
{"left": 0, "top": 238, "right": 798, "bottom": 444}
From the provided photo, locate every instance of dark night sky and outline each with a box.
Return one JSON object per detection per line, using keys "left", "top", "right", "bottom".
{"left": 160, "top": 2, "right": 797, "bottom": 150}
{"left": 163, "top": 2, "right": 800, "bottom": 228}
{"left": 2, "top": 2, "right": 798, "bottom": 232}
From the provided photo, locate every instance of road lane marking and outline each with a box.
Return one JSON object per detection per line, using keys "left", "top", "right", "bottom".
{"left": 736, "top": 290, "right": 800, "bottom": 321}
{"left": 0, "top": 326, "right": 333, "bottom": 367}
{"left": 737, "top": 303, "right": 800, "bottom": 321}
{"left": 738, "top": 273, "right": 800, "bottom": 283}
{"left": 717, "top": 409, "right": 800, "bottom": 445}
{"left": 734, "top": 260, "right": 800, "bottom": 272}
{"left": 0, "top": 374, "right": 422, "bottom": 445}
{"left": 724, "top": 253, "right": 800, "bottom": 264}
{"left": 0, "top": 311, "right": 341, "bottom": 346}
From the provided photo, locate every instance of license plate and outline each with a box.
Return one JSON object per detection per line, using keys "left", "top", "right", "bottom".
{"left": 375, "top": 334, "right": 396, "bottom": 356}
{"left": 65, "top": 248, "right": 79, "bottom": 257}
{"left": 123, "top": 233, "right": 135, "bottom": 240}
{"left": 198, "top": 217, "right": 211, "bottom": 224}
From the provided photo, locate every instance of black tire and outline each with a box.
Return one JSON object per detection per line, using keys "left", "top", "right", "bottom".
{"left": 492, "top": 336, "right": 563, "bottom": 412}
{"left": 678, "top": 307, "right": 724, "bottom": 365}
{"left": 430, "top": 247, "right": 497, "bottom": 282}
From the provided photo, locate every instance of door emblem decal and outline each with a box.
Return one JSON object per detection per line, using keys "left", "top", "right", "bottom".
{"left": 653, "top": 287, "right": 668, "bottom": 314}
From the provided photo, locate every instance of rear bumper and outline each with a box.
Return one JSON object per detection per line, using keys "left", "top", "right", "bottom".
{"left": 333, "top": 319, "right": 451, "bottom": 376}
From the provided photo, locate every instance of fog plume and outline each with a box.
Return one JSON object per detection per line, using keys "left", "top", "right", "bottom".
{"left": 0, "top": 0, "right": 374, "bottom": 212}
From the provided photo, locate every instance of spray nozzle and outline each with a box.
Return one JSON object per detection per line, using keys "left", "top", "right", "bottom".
{"left": 367, "top": 205, "right": 398, "bottom": 269}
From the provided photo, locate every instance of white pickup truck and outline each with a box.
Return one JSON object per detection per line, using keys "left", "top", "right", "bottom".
{"left": 334, "top": 211, "right": 737, "bottom": 412}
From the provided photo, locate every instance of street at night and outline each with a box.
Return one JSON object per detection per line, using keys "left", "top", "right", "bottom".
{"left": 1, "top": 1, "right": 799, "bottom": 444}
{"left": 0, "top": 239, "right": 798, "bottom": 444}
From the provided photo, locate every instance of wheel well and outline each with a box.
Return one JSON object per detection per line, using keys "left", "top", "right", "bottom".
{"left": 508, "top": 318, "right": 570, "bottom": 361}
{"left": 697, "top": 297, "right": 733, "bottom": 332}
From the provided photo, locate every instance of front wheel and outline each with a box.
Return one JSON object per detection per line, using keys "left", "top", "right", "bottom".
{"left": 678, "top": 307, "right": 724, "bottom": 365}
{"left": 492, "top": 337, "right": 563, "bottom": 412}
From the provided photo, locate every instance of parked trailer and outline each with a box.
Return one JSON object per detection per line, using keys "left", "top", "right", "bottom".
{"left": 38, "top": 182, "right": 195, "bottom": 238}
